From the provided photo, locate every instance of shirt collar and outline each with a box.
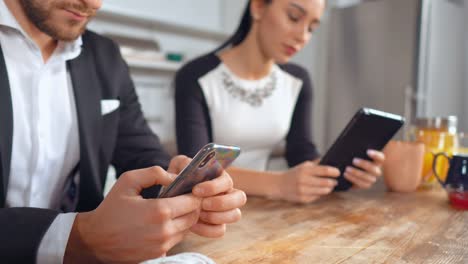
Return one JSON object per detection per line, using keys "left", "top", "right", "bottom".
{"left": 0, "top": 0, "right": 28, "bottom": 36}
{"left": 0, "top": 0, "right": 83, "bottom": 61}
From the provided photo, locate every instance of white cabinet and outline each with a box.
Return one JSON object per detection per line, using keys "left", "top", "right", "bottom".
{"left": 133, "top": 76, "right": 176, "bottom": 154}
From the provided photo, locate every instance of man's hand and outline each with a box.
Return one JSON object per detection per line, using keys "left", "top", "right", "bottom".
{"left": 191, "top": 171, "right": 247, "bottom": 237}
{"left": 166, "top": 155, "right": 247, "bottom": 238}
{"left": 64, "top": 166, "right": 202, "bottom": 264}
{"left": 167, "top": 155, "right": 192, "bottom": 175}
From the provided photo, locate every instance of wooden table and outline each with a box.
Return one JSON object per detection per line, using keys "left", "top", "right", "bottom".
{"left": 171, "top": 185, "right": 468, "bottom": 263}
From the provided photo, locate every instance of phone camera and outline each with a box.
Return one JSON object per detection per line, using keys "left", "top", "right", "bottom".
{"left": 199, "top": 151, "right": 216, "bottom": 168}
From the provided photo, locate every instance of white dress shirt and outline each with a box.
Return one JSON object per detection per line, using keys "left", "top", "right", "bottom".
{"left": 0, "top": 1, "right": 81, "bottom": 262}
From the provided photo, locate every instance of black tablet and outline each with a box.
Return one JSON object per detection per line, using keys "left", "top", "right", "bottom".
{"left": 319, "top": 107, "right": 405, "bottom": 191}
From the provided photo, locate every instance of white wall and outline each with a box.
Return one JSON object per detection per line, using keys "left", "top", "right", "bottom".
{"left": 222, "top": 0, "right": 248, "bottom": 34}
{"left": 105, "top": 0, "right": 224, "bottom": 32}
{"left": 418, "top": 0, "right": 467, "bottom": 131}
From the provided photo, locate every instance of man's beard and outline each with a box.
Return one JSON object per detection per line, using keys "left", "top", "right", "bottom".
{"left": 19, "top": 0, "right": 95, "bottom": 41}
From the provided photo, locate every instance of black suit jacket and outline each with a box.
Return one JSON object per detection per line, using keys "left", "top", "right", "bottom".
{"left": 0, "top": 30, "right": 171, "bottom": 263}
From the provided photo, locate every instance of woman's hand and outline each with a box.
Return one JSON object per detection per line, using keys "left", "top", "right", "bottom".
{"left": 344, "top": 149, "right": 385, "bottom": 189}
{"left": 271, "top": 161, "right": 340, "bottom": 204}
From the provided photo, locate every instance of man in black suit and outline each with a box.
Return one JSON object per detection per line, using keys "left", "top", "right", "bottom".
{"left": 0, "top": 0, "right": 246, "bottom": 263}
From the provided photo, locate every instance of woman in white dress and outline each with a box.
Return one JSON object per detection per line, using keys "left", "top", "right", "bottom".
{"left": 175, "top": 0, "right": 385, "bottom": 203}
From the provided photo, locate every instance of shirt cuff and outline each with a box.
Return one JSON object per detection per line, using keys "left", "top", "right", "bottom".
{"left": 37, "top": 213, "right": 77, "bottom": 264}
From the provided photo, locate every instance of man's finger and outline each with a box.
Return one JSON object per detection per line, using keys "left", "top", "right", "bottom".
{"left": 152, "top": 194, "right": 202, "bottom": 219}
{"left": 201, "top": 189, "right": 246, "bottom": 211}
{"left": 190, "top": 222, "right": 226, "bottom": 238}
{"left": 147, "top": 231, "right": 187, "bottom": 257}
{"left": 171, "top": 209, "right": 200, "bottom": 233}
{"left": 199, "top": 208, "right": 242, "bottom": 225}
{"left": 118, "top": 166, "right": 174, "bottom": 195}
{"left": 192, "top": 171, "right": 233, "bottom": 197}
{"left": 168, "top": 155, "right": 192, "bottom": 174}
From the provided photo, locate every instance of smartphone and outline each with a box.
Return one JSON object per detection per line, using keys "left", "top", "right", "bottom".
{"left": 319, "top": 107, "right": 405, "bottom": 191}
{"left": 158, "top": 143, "right": 241, "bottom": 198}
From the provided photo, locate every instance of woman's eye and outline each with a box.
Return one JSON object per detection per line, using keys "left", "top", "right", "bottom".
{"left": 288, "top": 13, "right": 300, "bottom": 22}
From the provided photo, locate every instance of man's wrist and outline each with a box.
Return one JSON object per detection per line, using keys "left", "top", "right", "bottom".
{"left": 64, "top": 212, "right": 102, "bottom": 264}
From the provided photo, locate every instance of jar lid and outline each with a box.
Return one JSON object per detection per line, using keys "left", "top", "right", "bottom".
{"left": 414, "top": 116, "right": 458, "bottom": 132}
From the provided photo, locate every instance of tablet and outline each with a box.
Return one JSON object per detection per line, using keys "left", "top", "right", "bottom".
{"left": 319, "top": 108, "right": 405, "bottom": 191}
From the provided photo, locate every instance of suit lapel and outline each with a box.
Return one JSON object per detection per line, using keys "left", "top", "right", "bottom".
{"left": 67, "top": 36, "right": 103, "bottom": 211}
{"left": 0, "top": 45, "right": 13, "bottom": 207}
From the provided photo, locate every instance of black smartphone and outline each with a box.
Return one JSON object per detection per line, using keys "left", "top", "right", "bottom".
{"left": 158, "top": 143, "right": 241, "bottom": 198}
{"left": 319, "top": 107, "right": 405, "bottom": 191}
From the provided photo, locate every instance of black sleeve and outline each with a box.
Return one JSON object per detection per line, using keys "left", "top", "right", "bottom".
{"left": 283, "top": 64, "right": 320, "bottom": 167}
{"left": 175, "top": 55, "right": 218, "bottom": 158}
{"left": 0, "top": 208, "right": 58, "bottom": 263}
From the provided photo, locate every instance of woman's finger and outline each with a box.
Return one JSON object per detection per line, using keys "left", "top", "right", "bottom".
{"left": 352, "top": 158, "right": 382, "bottom": 177}
{"left": 344, "top": 167, "right": 376, "bottom": 189}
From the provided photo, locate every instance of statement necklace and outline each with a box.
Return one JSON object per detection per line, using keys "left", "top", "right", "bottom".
{"left": 221, "top": 69, "right": 277, "bottom": 107}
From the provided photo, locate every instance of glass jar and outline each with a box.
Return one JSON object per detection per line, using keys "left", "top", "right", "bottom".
{"left": 412, "top": 116, "right": 458, "bottom": 188}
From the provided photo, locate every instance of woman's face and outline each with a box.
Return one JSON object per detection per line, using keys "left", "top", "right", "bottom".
{"left": 253, "top": 0, "right": 325, "bottom": 63}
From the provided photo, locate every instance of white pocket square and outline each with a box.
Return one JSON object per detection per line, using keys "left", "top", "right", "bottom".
{"left": 101, "top": 99, "right": 120, "bottom": 115}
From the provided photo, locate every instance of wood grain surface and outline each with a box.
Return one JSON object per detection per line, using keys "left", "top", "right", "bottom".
{"left": 170, "top": 186, "right": 468, "bottom": 263}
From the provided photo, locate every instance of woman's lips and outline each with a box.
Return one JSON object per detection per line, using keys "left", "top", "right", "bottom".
{"left": 284, "top": 45, "right": 298, "bottom": 56}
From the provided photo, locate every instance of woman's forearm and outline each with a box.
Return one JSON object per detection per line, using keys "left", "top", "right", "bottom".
{"left": 226, "top": 167, "right": 282, "bottom": 198}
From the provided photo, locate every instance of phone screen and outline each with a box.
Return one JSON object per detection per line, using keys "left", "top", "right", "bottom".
{"left": 158, "top": 143, "right": 241, "bottom": 198}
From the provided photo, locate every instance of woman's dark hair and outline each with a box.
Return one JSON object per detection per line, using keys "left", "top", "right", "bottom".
{"left": 215, "top": 0, "right": 272, "bottom": 52}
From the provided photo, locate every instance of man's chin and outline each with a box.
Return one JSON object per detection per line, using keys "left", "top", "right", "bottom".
{"left": 59, "top": 32, "right": 84, "bottom": 41}
{"left": 50, "top": 25, "right": 86, "bottom": 41}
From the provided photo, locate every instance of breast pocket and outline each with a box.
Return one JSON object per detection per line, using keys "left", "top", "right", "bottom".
{"left": 100, "top": 99, "right": 120, "bottom": 160}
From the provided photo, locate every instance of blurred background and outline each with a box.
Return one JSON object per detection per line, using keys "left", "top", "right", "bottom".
{"left": 88, "top": 0, "right": 467, "bottom": 159}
